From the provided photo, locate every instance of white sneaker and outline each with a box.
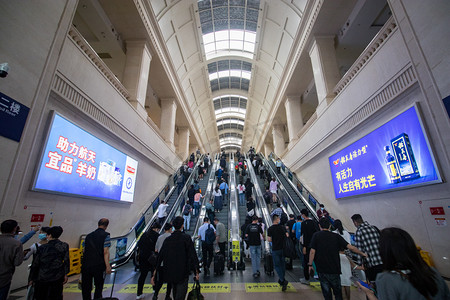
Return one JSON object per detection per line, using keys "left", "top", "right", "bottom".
{"left": 136, "top": 294, "right": 145, "bottom": 299}
{"left": 300, "top": 278, "right": 310, "bottom": 285}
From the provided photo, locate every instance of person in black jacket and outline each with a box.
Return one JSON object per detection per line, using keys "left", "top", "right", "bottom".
{"left": 30, "top": 226, "right": 69, "bottom": 300}
{"left": 300, "top": 209, "right": 319, "bottom": 284}
{"left": 136, "top": 222, "right": 161, "bottom": 299}
{"left": 81, "top": 218, "right": 111, "bottom": 300}
{"left": 244, "top": 178, "right": 254, "bottom": 200}
{"left": 152, "top": 216, "right": 199, "bottom": 300}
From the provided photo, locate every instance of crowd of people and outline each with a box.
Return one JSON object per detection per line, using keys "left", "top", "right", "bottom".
{"left": 2, "top": 149, "right": 449, "bottom": 300}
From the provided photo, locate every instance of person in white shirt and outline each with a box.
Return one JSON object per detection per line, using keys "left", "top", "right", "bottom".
{"left": 197, "top": 218, "right": 216, "bottom": 276}
{"left": 237, "top": 181, "right": 246, "bottom": 206}
{"left": 333, "top": 219, "right": 352, "bottom": 300}
{"left": 157, "top": 200, "right": 169, "bottom": 225}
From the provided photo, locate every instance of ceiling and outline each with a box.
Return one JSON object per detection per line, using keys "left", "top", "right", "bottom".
{"left": 73, "top": 0, "right": 390, "bottom": 153}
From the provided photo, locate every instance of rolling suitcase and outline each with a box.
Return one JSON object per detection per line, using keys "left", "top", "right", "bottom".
{"left": 264, "top": 253, "right": 274, "bottom": 275}
{"left": 100, "top": 270, "right": 118, "bottom": 300}
{"left": 214, "top": 253, "right": 225, "bottom": 275}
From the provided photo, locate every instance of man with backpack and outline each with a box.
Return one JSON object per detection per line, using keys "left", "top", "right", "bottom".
{"left": 176, "top": 172, "right": 185, "bottom": 195}
{"left": 182, "top": 200, "right": 192, "bottom": 231}
{"left": 30, "top": 226, "right": 69, "bottom": 300}
{"left": 197, "top": 217, "right": 216, "bottom": 276}
{"left": 245, "top": 215, "right": 264, "bottom": 278}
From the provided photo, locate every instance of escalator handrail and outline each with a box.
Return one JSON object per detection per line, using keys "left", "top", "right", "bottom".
{"left": 243, "top": 154, "right": 272, "bottom": 254}
{"left": 192, "top": 154, "right": 220, "bottom": 256}
{"left": 109, "top": 154, "right": 205, "bottom": 267}
{"left": 228, "top": 155, "right": 243, "bottom": 264}
{"left": 259, "top": 154, "right": 306, "bottom": 218}
{"left": 264, "top": 152, "right": 319, "bottom": 221}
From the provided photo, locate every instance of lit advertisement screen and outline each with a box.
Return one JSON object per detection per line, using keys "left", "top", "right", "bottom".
{"left": 329, "top": 105, "right": 441, "bottom": 199}
{"left": 33, "top": 112, "right": 138, "bottom": 202}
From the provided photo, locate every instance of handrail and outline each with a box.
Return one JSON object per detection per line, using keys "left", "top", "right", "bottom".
{"left": 243, "top": 154, "right": 272, "bottom": 254}
{"left": 108, "top": 154, "right": 204, "bottom": 268}
{"left": 192, "top": 153, "right": 220, "bottom": 257}
{"left": 258, "top": 154, "right": 306, "bottom": 219}
{"left": 228, "top": 154, "right": 244, "bottom": 268}
{"left": 266, "top": 152, "right": 320, "bottom": 220}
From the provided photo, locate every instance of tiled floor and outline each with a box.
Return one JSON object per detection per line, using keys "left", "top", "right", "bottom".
{"left": 9, "top": 259, "right": 369, "bottom": 299}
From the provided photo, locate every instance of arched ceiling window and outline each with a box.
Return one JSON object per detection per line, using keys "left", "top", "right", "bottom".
{"left": 208, "top": 60, "right": 251, "bottom": 92}
{"left": 198, "top": 0, "right": 260, "bottom": 151}
{"left": 198, "top": 0, "right": 260, "bottom": 60}
{"left": 214, "top": 95, "right": 247, "bottom": 119}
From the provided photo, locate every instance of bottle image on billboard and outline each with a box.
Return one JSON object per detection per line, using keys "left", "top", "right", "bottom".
{"left": 390, "top": 133, "right": 420, "bottom": 181}
{"left": 384, "top": 146, "right": 401, "bottom": 184}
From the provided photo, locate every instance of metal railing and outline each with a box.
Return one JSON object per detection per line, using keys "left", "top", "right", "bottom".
{"left": 107, "top": 155, "right": 205, "bottom": 268}
{"left": 228, "top": 153, "right": 244, "bottom": 269}
{"left": 266, "top": 152, "right": 320, "bottom": 220}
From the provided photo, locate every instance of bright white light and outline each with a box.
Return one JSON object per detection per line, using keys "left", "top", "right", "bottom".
{"left": 216, "top": 119, "right": 245, "bottom": 127}
{"left": 209, "top": 70, "right": 252, "bottom": 81}
{"left": 202, "top": 29, "right": 256, "bottom": 60}
{"left": 215, "top": 111, "right": 246, "bottom": 119}
{"left": 213, "top": 95, "right": 248, "bottom": 101}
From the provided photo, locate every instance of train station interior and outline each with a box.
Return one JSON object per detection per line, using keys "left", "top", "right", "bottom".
{"left": 1, "top": 0, "right": 449, "bottom": 299}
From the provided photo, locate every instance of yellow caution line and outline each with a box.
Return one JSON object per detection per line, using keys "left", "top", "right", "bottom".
{"left": 245, "top": 282, "right": 296, "bottom": 292}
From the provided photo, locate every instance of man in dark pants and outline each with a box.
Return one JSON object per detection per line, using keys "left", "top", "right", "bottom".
{"left": 267, "top": 214, "right": 289, "bottom": 291}
{"left": 300, "top": 209, "right": 319, "bottom": 284}
{"left": 81, "top": 218, "right": 111, "bottom": 300}
{"left": 152, "top": 217, "right": 199, "bottom": 300}
{"left": 351, "top": 214, "right": 383, "bottom": 285}
{"left": 197, "top": 217, "right": 216, "bottom": 276}
{"left": 136, "top": 223, "right": 161, "bottom": 299}
{"left": 308, "top": 218, "right": 367, "bottom": 300}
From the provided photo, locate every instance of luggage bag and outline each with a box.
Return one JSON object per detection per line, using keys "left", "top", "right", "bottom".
{"left": 264, "top": 253, "right": 274, "bottom": 275}
{"left": 99, "top": 270, "right": 118, "bottom": 300}
{"left": 214, "top": 253, "right": 225, "bottom": 275}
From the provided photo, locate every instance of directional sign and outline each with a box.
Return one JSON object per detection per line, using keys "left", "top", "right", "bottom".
{"left": 245, "top": 282, "right": 296, "bottom": 292}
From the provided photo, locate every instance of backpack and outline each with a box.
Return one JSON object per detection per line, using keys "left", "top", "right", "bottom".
{"left": 177, "top": 175, "right": 184, "bottom": 184}
{"left": 183, "top": 204, "right": 191, "bottom": 216}
{"left": 280, "top": 212, "right": 288, "bottom": 225}
{"left": 205, "top": 224, "right": 215, "bottom": 245}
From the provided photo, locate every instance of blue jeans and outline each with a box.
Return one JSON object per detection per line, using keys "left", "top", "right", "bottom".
{"left": 249, "top": 245, "right": 261, "bottom": 274}
{"left": 318, "top": 273, "right": 342, "bottom": 300}
{"left": 183, "top": 214, "right": 191, "bottom": 230}
{"left": 0, "top": 283, "right": 11, "bottom": 300}
{"left": 194, "top": 202, "right": 200, "bottom": 216}
{"left": 272, "top": 249, "right": 285, "bottom": 282}
{"left": 239, "top": 193, "right": 245, "bottom": 206}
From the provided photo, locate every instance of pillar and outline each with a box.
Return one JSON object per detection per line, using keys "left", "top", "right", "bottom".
{"left": 284, "top": 95, "right": 304, "bottom": 142}
{"left": 178, "top": 127, "right": 190, "bottom": 160}
{"left": 122, "top": 40, "right": 151, "bottom": 118}
{"left": 308, "top": 36, "right": 341, "bottom": 115}
{"left": 160, "top": 98, "right": 177, "bottom": 150}
{"left": 272, "top": 124, "right": 286, "bottom": 156}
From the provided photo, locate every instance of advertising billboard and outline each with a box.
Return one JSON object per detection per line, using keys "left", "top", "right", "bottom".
{"left": 329, "top": 105, "right": 441, "bottom": 199}
{"left": 33, "top": 112, "right": 138, "bottom": 202}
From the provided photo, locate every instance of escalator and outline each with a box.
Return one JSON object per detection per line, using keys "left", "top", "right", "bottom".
{"left": 263, "top": 154, "right": 317, "bottom": 219}
{"left": 104, "top": 154, "right": 208, "bottom": 268}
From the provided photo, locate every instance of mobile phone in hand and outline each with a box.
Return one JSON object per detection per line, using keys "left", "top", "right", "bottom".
{"left": 350, "top": 276, "right": 371, "bottom": 290}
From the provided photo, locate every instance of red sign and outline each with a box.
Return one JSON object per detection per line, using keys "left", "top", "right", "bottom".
{"left": 30, "top": 214, "right": 45, "bottom": 222}
{"left": 430, "top": 207, "right": 445, "bottom": 215}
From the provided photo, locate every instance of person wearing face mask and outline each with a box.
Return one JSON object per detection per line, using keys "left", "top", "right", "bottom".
{"left": 23, "top": 227, "right": 51, "bottom": 261}
{"left": 316, "top": 204, "right": 330, "bottom": 219}
{"left": 0, "top": 219, "right": 24, "bottom": 300}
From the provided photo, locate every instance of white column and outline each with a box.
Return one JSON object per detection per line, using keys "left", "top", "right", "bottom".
{"left": 272, "top": 124, "right": 286, "bottom": 156}
{"left": 160, "top": 98, "right": 177, "bottom": 150}
{"left": 284, "top": 95, "right": 304, "bottom": 142}
{"left": 178, "top": 127, "right": 190, "bottom": 160}
{"left": 122, "top": 40, "right": 151, "bottom": 118}
{"left": 308, "top": 36, "right": 341, "bottom": 115}
{"left": 264, "top": 143, "right": 274, "bottom": 158}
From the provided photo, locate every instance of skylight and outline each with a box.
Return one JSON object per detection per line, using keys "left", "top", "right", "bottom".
{"left": 198, "top": 0, "right": 260, "bottom": 60}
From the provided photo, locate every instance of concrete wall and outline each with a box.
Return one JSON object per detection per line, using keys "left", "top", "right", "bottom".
{"left": 283, "top": 2, "right": 450, "bottom": 277}
{"left": 0, "top": 1, "right": 181, "bottom": 289}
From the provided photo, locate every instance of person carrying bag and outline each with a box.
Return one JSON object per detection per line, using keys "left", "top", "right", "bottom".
{"left": 187, "top": 279, "right": 204, "bottom": 300}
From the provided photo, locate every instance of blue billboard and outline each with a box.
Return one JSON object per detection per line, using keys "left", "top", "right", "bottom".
{"left": 329, "top": 105, "right": 441, "bottom": 199}
{"left": 33, "top": 112, "right": 138, "bottom": 202}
